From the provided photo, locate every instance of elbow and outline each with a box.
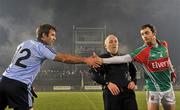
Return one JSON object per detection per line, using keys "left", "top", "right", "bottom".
{"left": 54, "top": 53, "right": 70, "bottom": 63}
{"left": 90, "top": 73, "right": 100, "bottom": 82}
{"left": 54, "top": 53, "right": 64, "bottom": 62}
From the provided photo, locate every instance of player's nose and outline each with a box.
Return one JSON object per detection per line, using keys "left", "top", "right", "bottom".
{"left": 53, "top": 36, "right": 56, "bottom": 41}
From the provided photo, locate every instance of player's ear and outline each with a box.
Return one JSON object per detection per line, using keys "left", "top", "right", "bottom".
{"left": 42, "top": 33, "right": 47, "bottom": 37}
{"left": 153, "top": 31, "right": 156, "bottom": 36}
{"left": 104, "top": 44, "right": 107, "bottom": 49}
{"left": 41, "top": 33, "right": 47, "bottom": 40}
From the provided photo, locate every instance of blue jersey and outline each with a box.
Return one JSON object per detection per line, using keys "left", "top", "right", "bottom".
{"left": 3, "top": 40, "right": 56, "bottom": 86}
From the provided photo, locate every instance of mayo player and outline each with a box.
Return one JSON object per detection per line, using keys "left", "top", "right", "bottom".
{"left": 100, "top": 24, "right": 176, "bottom": 110}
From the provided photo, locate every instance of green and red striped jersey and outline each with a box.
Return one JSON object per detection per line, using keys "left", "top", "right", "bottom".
{"left": 130, "top": 40, "right": 172, "bottom": 91}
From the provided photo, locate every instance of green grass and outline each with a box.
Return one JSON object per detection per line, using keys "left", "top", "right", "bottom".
{"left": 6, "top": 91, "right": 180, "bottom": 110}
{"left": 35, "top": 92, "right": 103, "bottom": 110}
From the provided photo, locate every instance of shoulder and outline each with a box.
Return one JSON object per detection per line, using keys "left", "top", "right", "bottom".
{"left": 130, "top": 45, "right": 147, "bottom": 56}
{"left": 21, "top": 40, "right": 42, "bottom": 46}
{"left": 119, "top": 53, "right": 127, "bottom": 56}
{"left": 99, "top": 53, "right": 110, "bottom": 58}
{"left": 17, "top": 40, "right": 36, "bottom": 48}
{"left": 160, "top": 40, "right": 168, "bottom": 48}
{"left": 44, "top": 45, "right": 56, "bottom": 54}
{"left": 30, "top": 40, "right": 56, "bottom": 54}
{"left": 135, "top": 44, "right": 147, "bottom": 51}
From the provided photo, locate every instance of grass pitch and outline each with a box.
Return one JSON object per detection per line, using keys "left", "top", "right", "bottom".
{"left": 6, "top": 91, "right": 180, "bottom": 110}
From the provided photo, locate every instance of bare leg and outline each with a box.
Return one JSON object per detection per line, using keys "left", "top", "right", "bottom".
{"left": 148, "top": 102, "right": 159, "bottom": 110}
{"left": 162, "top": 103, "right": 175, "bottom": 110}
{"left": 29, "top": 107, "right": 34, "bottom": 110}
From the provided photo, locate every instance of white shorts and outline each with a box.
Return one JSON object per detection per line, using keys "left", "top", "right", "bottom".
{"left": 146, "top": 88, "right": 176, "bottom": 105}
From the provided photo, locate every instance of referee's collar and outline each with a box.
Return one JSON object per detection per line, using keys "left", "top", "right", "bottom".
{"left": 107, "top": 52, "right": 119, "bottom": 56}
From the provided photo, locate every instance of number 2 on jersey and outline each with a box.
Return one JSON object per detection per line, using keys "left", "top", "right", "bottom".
{"left": 15, "top": 48, "right": 31, "bottom": 68}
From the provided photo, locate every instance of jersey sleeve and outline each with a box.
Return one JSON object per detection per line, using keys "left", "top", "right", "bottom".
{"left": 39, "top": 45, "right": 57, "bottom": 60}
{"left": 129, "top": 62, "right": 137, "bottom": 84}
{"left": 89, "top": 65, "right": 107, "bottom": 85}
{"left": 129, "top": 46, "right": 150, "bottom": 64}
{"left": 90, "top": 54, "right": 110, "bottom": 85}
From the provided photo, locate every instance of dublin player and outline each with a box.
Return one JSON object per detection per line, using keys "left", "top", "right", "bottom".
{"left": 0, "top": 24, "right": 100, "bottom": 110}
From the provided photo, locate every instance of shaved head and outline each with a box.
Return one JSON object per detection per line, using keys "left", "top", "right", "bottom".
{"left": 104, "top": 34, "right": 118, "bottom": 46}
{"left": 104, "top": 34, "right": 119, "bottom": 55}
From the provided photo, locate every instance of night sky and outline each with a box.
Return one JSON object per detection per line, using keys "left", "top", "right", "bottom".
{"left": 0, "top": 0, "right": 179, "bottom": 69}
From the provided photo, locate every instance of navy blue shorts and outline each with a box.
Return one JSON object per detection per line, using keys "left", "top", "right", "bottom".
{"left": 0, "top": 76, "right": 33, "bottom": 110}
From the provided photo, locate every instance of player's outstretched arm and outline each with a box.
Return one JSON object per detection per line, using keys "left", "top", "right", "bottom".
{"left": 54, "top": 53, "right": 101, "bottom": 67}
{"left": 102, "top": 54, "right": 133, "bottom": 64}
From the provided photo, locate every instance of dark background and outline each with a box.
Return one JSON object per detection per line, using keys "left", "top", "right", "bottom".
{"left": 0, "top": 0, "right": 179, "bottom": 70}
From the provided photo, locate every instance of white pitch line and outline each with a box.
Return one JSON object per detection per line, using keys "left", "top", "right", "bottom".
{"left": 82, "top": 92, "right": 99, "bottom": 110}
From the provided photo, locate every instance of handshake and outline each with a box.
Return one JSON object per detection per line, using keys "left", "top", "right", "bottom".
{"left": 84, "top": 52, "right": 102, "bottom": 68}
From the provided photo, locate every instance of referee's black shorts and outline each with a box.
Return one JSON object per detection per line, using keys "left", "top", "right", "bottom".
{"left": 0, "top": 76, "right": 33, "bottom": 110}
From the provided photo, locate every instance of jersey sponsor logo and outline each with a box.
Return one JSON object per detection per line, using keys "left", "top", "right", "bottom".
{"left": 147, "top": 57, "right": 170, "bottom": 72}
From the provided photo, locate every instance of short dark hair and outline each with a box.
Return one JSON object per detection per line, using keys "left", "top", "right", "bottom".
{"left": 140, "top": 24, "right": 156, "bottom": 34}
{"left": 36, "top": 24, "right": 56, "bottom": 41}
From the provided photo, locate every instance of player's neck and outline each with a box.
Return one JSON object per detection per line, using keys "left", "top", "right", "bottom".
{"left": 146, "top": 40, "right": 157, "bottom": 47}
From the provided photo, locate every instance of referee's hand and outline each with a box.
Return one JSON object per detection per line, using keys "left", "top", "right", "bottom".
{"left": 107, "top": 82, "right": 120, "bottom": 95}
{"left": 128, "top": 81, "right": 136, "bottom": 90}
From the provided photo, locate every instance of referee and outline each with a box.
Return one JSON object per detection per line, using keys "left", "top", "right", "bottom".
{"left": 90, "top": 34, "right": 138, "bottom": 110}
